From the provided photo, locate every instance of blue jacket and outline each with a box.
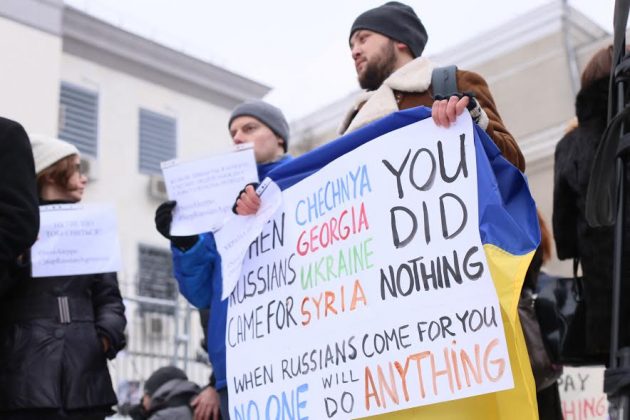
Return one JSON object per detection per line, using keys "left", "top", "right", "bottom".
{"left": 172, "top": 155, "right": 292, "bottom": 390}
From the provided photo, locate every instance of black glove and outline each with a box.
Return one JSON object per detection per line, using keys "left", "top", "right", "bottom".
{"left": 154, "top": 200, "right": 199, "bottom": 251}
{"left": 232, "top": 182, "right": 260, "bottom": 214}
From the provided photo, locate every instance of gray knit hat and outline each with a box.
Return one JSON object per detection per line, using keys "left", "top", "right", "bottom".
{"left": 350, "top": 1, "right": 428, "bottom": 58}
{"left": 228, "top": 100, "right": 290, "bottom": 152}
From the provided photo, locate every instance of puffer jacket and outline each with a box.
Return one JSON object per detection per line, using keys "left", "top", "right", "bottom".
{"left": 0, "top": 220, "right": 126, "bottom": 413}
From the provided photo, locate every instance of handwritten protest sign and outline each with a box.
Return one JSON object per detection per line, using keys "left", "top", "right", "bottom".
{"left": 558, "top": 367, "right": 608, "bottom": 420}
{"left": 162, "top": 146, "right": 258, "bottom": 235}
{"left": 225, "top": 114, "right": 514, "bottom": 419}
{"left": 32, "top": 203, "right": 122, "bottom": 277}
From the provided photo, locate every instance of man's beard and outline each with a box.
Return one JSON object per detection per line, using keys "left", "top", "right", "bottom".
{"left": 358, "top": 41, "right": 397, "bottom": 91}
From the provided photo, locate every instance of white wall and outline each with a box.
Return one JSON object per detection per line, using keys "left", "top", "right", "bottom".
{"left": 60, "top": 53, "right": 235, "bottom": 290}
{"left": 0, "top": 15, "right": 61, "bottom": 134}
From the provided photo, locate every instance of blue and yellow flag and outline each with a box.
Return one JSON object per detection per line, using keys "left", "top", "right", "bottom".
{"left": 265, "top": 106, "right": 540, "bottom": 419}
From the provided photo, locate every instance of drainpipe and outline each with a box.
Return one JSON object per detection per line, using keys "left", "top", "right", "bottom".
{"left": 562, "top": 0, "right": 581, "bottom": 97}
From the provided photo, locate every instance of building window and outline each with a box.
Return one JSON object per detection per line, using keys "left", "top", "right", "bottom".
{"left": 139, "top": 108, "right": 176, "bottom": 174}
{"left": 137, "top": 244, "right": 178, "bottom": 314}
{"left": 58, "top": 82, "right": 99, "bottom": 157}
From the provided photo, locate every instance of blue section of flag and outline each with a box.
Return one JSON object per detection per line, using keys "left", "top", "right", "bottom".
{"left": 267, "top": 106, "right": 539, "bottom": 256}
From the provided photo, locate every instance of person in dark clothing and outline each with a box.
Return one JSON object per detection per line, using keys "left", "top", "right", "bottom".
{"left": 522, "top": 212, "right": 563, "bottom": 419}
{"left": 136, "top": 366, "right": 201, "bottom": 420}
{"left": 0, "top": 117, "right": 39, "bottom": 297}
{"left": 0, "top": 135, "right": 127, "bottom": 419}
{"left": 553, "top": 45, "right": 630, "bottom": 357}
{"left": 155, "top": 100, "right": 292, "bottom": 419}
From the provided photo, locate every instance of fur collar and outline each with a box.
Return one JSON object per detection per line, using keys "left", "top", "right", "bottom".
{"left": 339, "top": 57, "right": 434, "bottom": 134}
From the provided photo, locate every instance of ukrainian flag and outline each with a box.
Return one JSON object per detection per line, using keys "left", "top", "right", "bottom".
{"left": 266, "top": 106, "right": 540, "bottom": 419}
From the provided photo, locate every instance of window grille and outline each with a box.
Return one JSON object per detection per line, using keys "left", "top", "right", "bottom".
{"left": 58, "top": 82, "right": 99, "bottom": 157}
{"left": 139, "top": 109, "right": 177, "bottom": 174}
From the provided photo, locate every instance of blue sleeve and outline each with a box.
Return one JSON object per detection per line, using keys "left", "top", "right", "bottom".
{"left": 171, "top": 233, "right": 219, "bottom": 309}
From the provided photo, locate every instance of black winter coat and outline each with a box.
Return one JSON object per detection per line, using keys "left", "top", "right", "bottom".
{"left": 0, "top": 261, "right": 126, "bottom": 412}
{"left": 553, "top": 77, "right": 630, "bottom": 354}
{"left": 0, "top": 117, "right": 39, "bottom": 297}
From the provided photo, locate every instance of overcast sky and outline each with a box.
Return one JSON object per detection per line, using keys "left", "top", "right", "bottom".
{"left": 64, "top": 0, "right": 616, "bottom": 121}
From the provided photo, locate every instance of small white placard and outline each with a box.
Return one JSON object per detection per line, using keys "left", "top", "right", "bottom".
{"left": 31, "top": 203, "right": 122, "bottom": 277}
{"left": 161, "top": 147, "right": 258, "bottom": 235}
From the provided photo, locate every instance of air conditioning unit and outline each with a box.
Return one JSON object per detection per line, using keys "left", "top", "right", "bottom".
{"left": 80, "top": 157, "right": 98, "bottom": 181}
{"left": 149, "top": 175, "right": 168, "bottom": 200}
{"left": 144, "top": 313, "right": 165, "bottom": 339}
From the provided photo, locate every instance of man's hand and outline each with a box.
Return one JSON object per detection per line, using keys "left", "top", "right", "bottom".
{"left": 191, "top": 386, "right": 221, "bottom": 420}
{"left": 431, "top": 95, "right": 470, "bottom": 128}
{"left": 234, "top": 184, "right": 261, "bottom": 216}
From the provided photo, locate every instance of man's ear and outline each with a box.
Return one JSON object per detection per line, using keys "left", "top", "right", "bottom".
{"left": 394, "top": 41, "right": 408, "bottom": 52}
{"left": 394, "top": 42, "right": 414, "bottom": 62}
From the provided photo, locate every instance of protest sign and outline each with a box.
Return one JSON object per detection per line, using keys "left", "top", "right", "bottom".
{"left": 162, "top": 146, "right": 258, "bottom": 235}
{"left": 32, "top": 203, "right": 122, "bottom": 277}
{"left": 224, "top": 113, "right": 516, "bottom": 419}
{"left": 558, "top": 367, "right": 609, "bottom": 420}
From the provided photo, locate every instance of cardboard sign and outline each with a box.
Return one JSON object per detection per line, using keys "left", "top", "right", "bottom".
{"left": 558, "top": 366, "right": 609, "bottom": 420}
{"left": 224, "top": 114, "right": 514, "bottom": 418}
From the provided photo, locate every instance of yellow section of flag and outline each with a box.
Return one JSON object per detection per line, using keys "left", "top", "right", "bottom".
{"left": 362, "top": 245, "right": 538, "bottom": 420}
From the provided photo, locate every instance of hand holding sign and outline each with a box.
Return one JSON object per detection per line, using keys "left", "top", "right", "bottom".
{"left": 225, "top": 113, "right": 519, "bottom": 418}
{"left": 216, "top": 179, "right": 283, "bottom": 300}
{"left": 161, "top": 146, "right": 258, "bottom": 235}
{"left": 234, "top": 183, "right": 261, "bottom": 215}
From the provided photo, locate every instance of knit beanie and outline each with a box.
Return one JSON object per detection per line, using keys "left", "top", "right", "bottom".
{"left": 29, "top": 134, "right": 80, "bottom": 175}
{"left": 350, "top": 1, "right": 428, "bottom": 58}
{"left": 144, "top": 366, "right": 188, "bottom": 396}
{"left": 228, "top": 100, "right": 290, "bottom": 152}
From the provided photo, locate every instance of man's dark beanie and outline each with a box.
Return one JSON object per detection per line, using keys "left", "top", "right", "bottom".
{"left": 228, "top": 100, "right": 290, "bottom": 152}
{"left": 144, "top": 366, "right": 188, "bottom": 396}
{"left": 350, "top": 1, "right": 428, "bottom": 58}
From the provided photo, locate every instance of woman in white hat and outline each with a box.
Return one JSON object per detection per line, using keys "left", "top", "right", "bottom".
{"left": 0, "top": 135, "right": 127, "bottom": 420}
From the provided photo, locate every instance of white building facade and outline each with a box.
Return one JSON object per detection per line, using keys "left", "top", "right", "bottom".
{"left": 0, "top": 0, "right": 269, "bottom": 404}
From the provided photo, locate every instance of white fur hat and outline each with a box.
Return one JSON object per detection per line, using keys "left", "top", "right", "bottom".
{"left": 29, "top": 134, "right": 80, "bottom": 175}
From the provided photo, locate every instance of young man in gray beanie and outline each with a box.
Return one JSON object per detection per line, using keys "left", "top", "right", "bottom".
{"left": 341, "top": 1, "right": 525, "bottom": 172}
{"left": 153, "top": 99, "right": 292, "bottom": 419}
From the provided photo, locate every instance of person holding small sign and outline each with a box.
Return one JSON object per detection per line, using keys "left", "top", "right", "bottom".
{"left": 0, "top": 117, "right": 39, "bottom": 298}
{"left": 154, "top": 100, "right": 292, "bottom": 420}
{"left": 0, "top": 135, "right": 127, "bottom": 420}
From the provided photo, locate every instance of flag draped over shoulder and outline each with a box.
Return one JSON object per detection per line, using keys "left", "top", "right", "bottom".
{"left": 265, "top": 107, "right": 540, "bottom": 419}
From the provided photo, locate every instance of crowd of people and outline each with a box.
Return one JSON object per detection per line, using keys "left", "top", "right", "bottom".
{"left": 0, "top": 1, "right": 622, "bottom": 419}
